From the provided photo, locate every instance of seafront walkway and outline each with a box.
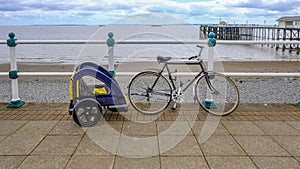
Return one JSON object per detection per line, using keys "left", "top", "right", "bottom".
{"left": 0, "top": 103, "right": 300, "bottom": 169}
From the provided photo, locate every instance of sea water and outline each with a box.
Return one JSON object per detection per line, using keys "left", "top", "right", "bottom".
{"left": 0, "top": 25, "right": 299, "bottom": 65}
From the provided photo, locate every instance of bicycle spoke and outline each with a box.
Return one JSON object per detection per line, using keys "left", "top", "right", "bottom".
{"left": 195, "top": 73, "right": 239, "bottom": 115}
{"left": 130, "top": 92, "right": 148, "bottom": 97}
{"left": 152, "top": 90, "right": 172, "bottom": 97}
{"left": 128, "top": 71, "right": 172, "bottom": 115}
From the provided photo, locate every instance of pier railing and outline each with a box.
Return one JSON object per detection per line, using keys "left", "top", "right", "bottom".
{"left": 2, "top": 39, "right": 300, "bottom": 45}
{"left": 1, "top": 33, "right": 300, "bottom": 107}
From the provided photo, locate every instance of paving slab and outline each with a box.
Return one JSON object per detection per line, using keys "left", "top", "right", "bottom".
{"left": 254, "top": 121, "right": 300, "bottom": 135}
{"left": 114, "top": 156, "right": 160, "bottom": 169}
{"left": 201, "top": 135, "right": 246, "bottom": 156}
{"left": 161, "top": 156, "right": 209, "bottom": 169}
{"left": 0, "top": 135, "right": 6, "bottom": 142}
{"left": 0, "top": 133, "right": 44, "bottom": 155}
{"left": 31, "top": 135, "right": 81, "bottom": 155}
{"left": 16, "top": 121, "right": 58, "bottom": 136}
{"left": 222, "top": 121, "right": 265, "bottom": 135}
{"left": 122, "top": 121, "right": 157, "bottom": 136}
{"left": 65, "top": 155, "right": 115, "bottom": 169}
{"left": 85, "top": 134, "right": 120, "bottom": 155}
{"left": 286, "top": 121, "right": 300, "bottom": 131}
{"left": 74, "top": 135, "right": 113, "bottom": 156}
{"left": 18, "top": 155, "right": 70, "bottom": 169}
{"left": 50, "top": 121, "right": 85, "bottom": 135}
{"left": 189, "top": 121, "right": 229, "bottom": 137}
{"left": 272, "top": 136, "right": 300, "bottom": 156}
{"left": 160, "top": 135, "right": 202, "bottom": 156}
{"left": 117, "top": 134, "right": 159, "bottom": 157}
{"left": 206, "top": 156, "right": 257, "bottom": 169}
{"left": 234, "top": 135, "right": 290, "bottom": 156}
{"left": 157, "top": 121, "right": 193, "bottom": 136}
{"left": 251, "top": 156, "right": 300, "bottom": 169}
{"left": 0, "top": 120, "right": 26, "bottom": 135}
{"left": 86, "top": 121, "right": 124, "bottom": 135}
{"left": 0, "top": 156, "right": 26, "bottom": 169}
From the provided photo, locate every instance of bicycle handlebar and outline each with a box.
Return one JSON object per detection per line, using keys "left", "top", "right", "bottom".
{"left": 188, "top": 56, "right": 198, "bottom": 60}
{"left": 189, "top": 45, "right": 204, "bottom": 60}
{"left": 161, "top": 45, "right": 204, "bottom": 61}
{"left": 196, "top": 45, "right": 204, "bottom": 49}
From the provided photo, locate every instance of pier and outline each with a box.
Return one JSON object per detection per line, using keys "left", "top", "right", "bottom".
{"left": 200, "top": 25, "right": 300, "bottom": 54}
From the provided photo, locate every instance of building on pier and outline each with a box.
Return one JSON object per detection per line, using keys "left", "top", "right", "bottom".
{"left": 277, "top": 16, "right": 300, "bottom": 28}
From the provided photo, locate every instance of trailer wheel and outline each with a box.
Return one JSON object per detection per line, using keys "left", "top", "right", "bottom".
{"left": 72, "top": 98, "right": 102, "bottom": 127}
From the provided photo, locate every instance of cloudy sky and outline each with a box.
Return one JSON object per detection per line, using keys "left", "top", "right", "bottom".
{"left": 0, "top": 0, "right": 299, "bottom": 25}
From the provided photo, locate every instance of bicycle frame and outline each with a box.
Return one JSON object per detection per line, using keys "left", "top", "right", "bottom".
{"left": 149, "top": 59, "right": 215, "bottom": 95}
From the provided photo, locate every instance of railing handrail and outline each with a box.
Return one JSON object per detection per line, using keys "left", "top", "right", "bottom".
{"left": 1, "top": 40, "right": 300, "bottom": 45}
{"left": 1, "top": 39, "right": 299, "bottom": 77}
{"left": 0, "top": 72, "right": 300, "bottom": 77}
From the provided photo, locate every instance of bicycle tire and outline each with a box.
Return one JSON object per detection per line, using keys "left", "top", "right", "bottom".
{"left": 128, "top": 71, "right": 172, "bottom": 115}
{"left": 195, "top": 72, "right": 240, "bottom": 116}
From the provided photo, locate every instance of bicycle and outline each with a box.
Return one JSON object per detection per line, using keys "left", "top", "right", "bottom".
{"left": 128, "top": 45, "right": 240, "bottom": 116}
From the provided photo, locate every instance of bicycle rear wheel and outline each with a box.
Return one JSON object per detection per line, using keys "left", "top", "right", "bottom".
{"left": 195, "top": 73, "right": 239, "bottom": 116}
{"left": 128, "top": 71, "right": 172, "bottom": 115}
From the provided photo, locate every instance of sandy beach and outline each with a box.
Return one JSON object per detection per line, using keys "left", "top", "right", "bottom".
{"left": 0, "top": 61, "right": 299, "bottom": 82}
{"left": 0, "top": 61, "right": 299, "bottom": 78}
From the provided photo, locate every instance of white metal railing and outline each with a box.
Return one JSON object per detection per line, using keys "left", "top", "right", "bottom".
{"left": 1, "top": 72, "right": 300, "bottom": 77}
{"left": 1, "top": 32, "right": 300, "bottom": 107}
{"left": 107, "top": 72, "right": 300, "bottom": 77}
{"left": 0, "top": 39, "right": 300, "bottom": 77}
{"left": 1, "top": 39, "right": 300, "bottom": 45}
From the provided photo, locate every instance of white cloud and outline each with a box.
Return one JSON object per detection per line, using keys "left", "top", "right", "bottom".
{"left": 0, "top": 0, "right": 297, "bottom": 25}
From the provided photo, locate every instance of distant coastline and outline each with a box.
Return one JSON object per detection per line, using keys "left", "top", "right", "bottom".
{"left": 0, "top": 23, "right": 276, "bottom": 27}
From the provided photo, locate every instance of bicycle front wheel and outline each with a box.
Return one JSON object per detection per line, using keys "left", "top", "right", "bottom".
{"left": 195, "top": 73, "right": 240, "bottom": 116}
{"left": 128, "top": 71, "right": 172, "bottom": 115}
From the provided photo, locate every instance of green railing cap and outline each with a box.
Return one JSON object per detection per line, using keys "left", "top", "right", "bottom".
{"left": 7, "top": 32, "right": 17, "bottom": 47}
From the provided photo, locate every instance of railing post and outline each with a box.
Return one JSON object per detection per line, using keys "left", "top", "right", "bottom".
{"left": 107, "top": 32, "right": 115, "bottom": 77}
{"left": 7, "top": 32, "right": 25, "bottom": 108}
{"left": 207, "top": 32, "right": 216, "bottom": 72}
{"left": 203, "top": 32, "right": 217, "bottom": 109}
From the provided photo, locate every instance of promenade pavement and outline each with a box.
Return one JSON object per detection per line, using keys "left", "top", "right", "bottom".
{"left": 0, "top": 103, "right": 299, "bottom": 169}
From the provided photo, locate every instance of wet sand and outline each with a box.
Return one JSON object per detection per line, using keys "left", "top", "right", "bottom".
{"left": 0, "top": 61, "right": 299, "bottom": 73}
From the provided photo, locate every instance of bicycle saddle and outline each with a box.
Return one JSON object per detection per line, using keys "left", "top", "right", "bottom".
{"left": 157, "top": 56, "right": 172, "bottom": 63}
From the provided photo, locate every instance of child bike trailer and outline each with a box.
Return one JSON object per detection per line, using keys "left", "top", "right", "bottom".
{"left": 69, "top": 62, "right": 128, "bottom": 127}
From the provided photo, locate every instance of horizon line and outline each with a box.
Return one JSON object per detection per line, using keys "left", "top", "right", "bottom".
{"left": 0, "top": 23, "right": 276, "bottom": 27}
